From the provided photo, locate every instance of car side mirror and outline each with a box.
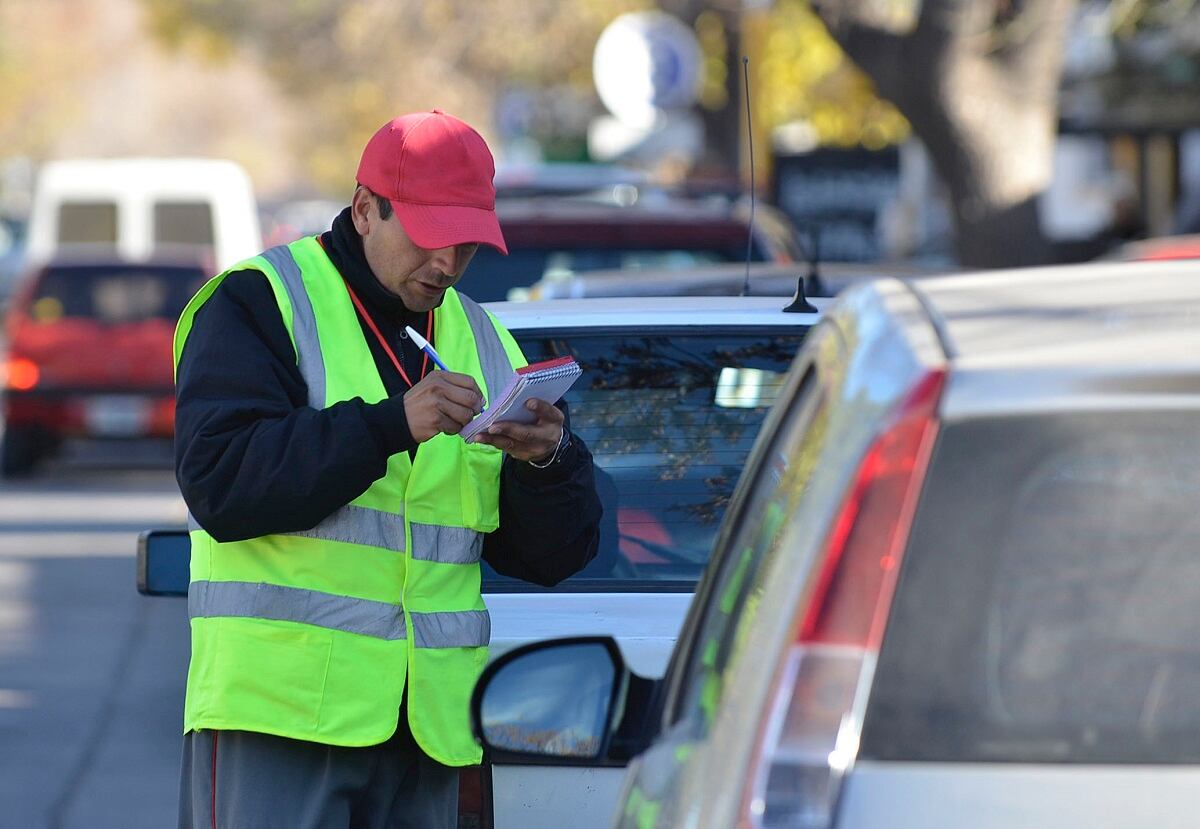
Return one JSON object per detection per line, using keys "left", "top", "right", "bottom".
{"left": 136, "top": 528, "right": 190, "bottom": 596}
{"left": 471, "top": 636, "right": 657, "bottom": 764}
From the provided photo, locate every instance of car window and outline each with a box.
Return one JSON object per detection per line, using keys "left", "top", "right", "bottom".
{"left": 482, "top": 328, "right": 808, "bottom": 592}
{"left": 154, "top": 201, "right": 215, "bottom": 247}
{"left": 667, "top": 363, "right": 828, "bottom": 731}
{"left": 467, "top": 244, "right": 766, "bottom": 303}
{"left": 863, "top": 412, "right": 1200, "bottom": 764}
{"left": 57, "top": 202, "right": 118, "bottom": 245}
{"left": 29, "top": 265, "right": 205, "bottom": 324}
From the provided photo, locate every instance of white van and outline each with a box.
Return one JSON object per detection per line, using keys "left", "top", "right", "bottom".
{"left": 25, "top": 158, "right": 263, "bottom": 272}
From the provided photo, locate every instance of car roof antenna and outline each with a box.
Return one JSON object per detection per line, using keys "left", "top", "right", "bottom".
{"left": 784, "top": 224, "right": 820, "bottom": 313}
{"left": 740, "top": 56, "right": 756, "bottom": 298}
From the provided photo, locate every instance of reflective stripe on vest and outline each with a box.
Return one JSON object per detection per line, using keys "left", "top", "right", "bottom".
{"left": 410, "top": 522, "right": 483, "bottom": 564}
{"left": 458, "top": 293, "right": 512, "bottom": 405}
{"left": 190, "top": 580, "right": 407, "bottom": 639}
{"left": 189, "top": 581, "right": 489, "bottom": 647}
{"left": 188, "top": 504, "right": 408, "bottom": 554}
{"left": 262, "top": 245, "right": 326, "bottom": 408}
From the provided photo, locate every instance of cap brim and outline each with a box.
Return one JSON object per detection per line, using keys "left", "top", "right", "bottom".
{"left": 392, "top": 200, "right": 508, "bottom": 255}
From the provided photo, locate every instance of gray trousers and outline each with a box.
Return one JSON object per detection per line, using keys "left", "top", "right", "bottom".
{"left": 178, "top": 711, "right": 458, "bottom": 829}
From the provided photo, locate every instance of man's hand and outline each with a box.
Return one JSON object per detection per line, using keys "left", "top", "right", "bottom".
{"left": 403, "top": 372, "right": 485, "bottom": 442}
{"left": 473, "top": 399, "right": 564, "bottom": 462}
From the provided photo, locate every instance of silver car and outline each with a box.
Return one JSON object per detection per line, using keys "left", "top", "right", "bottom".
{"left": 472, "top": 262, "right": 1200, "bottom": 828}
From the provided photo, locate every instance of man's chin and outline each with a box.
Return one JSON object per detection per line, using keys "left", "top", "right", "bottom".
{"left": 400, "top": 287, "right": 446, "bottom": 312}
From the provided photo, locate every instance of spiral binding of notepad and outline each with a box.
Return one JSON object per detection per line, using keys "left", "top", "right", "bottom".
{"left": 526, "top": 363, "right": 582, "bottom": 384}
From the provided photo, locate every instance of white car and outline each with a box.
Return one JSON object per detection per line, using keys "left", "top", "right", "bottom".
{"left": 139, "top": 293, "right": 825, "bottom": 828}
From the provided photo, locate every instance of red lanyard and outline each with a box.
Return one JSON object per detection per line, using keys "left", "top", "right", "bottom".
{"left": 342, "top": 279, "right": 431, "bottom": 389}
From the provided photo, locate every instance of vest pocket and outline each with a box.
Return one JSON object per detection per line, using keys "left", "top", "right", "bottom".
{"left": 460, "top": 442, "right": 502, "bottom": 532}
{"left": 207, "top": 618, "right": 333, "bottom": 733}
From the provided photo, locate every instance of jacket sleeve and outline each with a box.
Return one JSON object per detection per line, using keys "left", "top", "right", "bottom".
{"left": 174, "top": 270, "right": 416, "bottom": 542}
{"left": 482, "top": 401, "right": 603, "bottom": 586}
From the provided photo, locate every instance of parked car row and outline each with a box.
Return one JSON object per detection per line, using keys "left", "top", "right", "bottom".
{"left": 473, "top": 260, "right": 1200, "bottom": 828}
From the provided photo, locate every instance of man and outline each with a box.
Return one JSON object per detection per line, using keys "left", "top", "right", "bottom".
{"left": 174, "top": 110, "right": 602, "bottom": 828}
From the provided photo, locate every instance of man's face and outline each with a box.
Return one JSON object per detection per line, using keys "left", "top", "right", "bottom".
{"left": 353, "top": 189, "right": 479, "bottom": 312}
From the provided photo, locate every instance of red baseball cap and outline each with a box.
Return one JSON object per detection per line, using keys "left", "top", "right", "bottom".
{"left": 356, "top": 110, "right": 508, "bottom": 254}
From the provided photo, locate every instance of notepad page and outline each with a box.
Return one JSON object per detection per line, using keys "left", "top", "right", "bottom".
{"left": 460, "top": 359, "right": 582, "bottom": 442}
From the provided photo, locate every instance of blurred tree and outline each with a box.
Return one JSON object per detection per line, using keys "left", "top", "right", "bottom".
{"left": 0, "top": 1, "right": 100, "bottom": 157}
{"left": 664, "top": 0, "right": 909, "bottom": 192}
{"left": 141, "top": 0, "right": 651, "bottom": 194}
{"left": 757, "top": 0, "right": 909, "bottom": 150}
{"left": 811, "top": 0, "right": 1078, "bottom": 267}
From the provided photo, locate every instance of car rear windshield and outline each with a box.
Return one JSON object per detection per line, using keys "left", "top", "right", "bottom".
{"left": 483, "top": 327, "right": 807, "bottom": 592}
{"left": 862, "top": 412, "right": 1200, "bottom": 764}
{"left": 154, "top": 201, "right": 215, "bottom": 247}
{"left": 29, "top": 264, "right": 206, "bottom": 324}
{"left": 57, "top": 202, "right": 118, "bottom": 245}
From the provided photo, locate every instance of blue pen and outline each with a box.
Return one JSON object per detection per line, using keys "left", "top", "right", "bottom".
{"left": 405, "top": 325, "right": 449, "bottom": 371}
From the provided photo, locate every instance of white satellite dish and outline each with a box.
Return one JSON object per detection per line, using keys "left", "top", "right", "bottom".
{"left": 593, "top": 11, "right": 702, "bottom": 130}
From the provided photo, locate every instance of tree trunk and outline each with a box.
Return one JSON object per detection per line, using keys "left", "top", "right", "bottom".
{"left": 814, "top": 0, "right": 1078, "bottom": 268}
{"left": 660, "top": 1, "right": 743, "bottom": 180}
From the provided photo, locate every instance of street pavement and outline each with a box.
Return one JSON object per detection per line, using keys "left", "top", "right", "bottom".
{"left": 0, "top": 443, "right": 188, "bottom": 828}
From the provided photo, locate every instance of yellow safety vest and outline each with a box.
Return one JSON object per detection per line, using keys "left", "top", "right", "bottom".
{"left": 173, "top": 236, "right": 525, "bottom": 765}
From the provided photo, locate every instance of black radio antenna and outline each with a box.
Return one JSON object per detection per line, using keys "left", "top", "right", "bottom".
{"left": 740, "top": 56, "right": 755, "bottom": 297}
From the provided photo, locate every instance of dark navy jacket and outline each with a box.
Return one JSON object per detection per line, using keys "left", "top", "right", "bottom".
{"left": 174, "top": 209, "right": 601, "bottom": 586}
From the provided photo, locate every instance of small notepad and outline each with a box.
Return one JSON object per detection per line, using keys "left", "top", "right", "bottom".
{"left": 460, "top": 356, "right": 583, "bottom": 442}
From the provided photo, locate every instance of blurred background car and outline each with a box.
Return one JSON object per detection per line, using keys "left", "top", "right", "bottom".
{"left": 473, "top": 260, "right": 1200, "bottom": 828}
{"left": 466, "top": 193, "right": 806, "bottom": 303}
{"left": 524, "top": 260, "right": 949, "bottom": 301}
{"left": 1, "top": 254, "right": 208, "bottom": 476}
{"left": 1105, "top": 233, "right": 1200, "bottom": 262}
{"left": 23, "top": 157, "right": 262, "bottom": 274}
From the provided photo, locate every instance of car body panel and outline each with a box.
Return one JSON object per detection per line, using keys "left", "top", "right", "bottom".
{"left": 485, "top": 592, "right": 693, "bottom": 676}
{"left": 915, "top": 263, "right": 1200, "bottom": 419}
{"left": 839, "top": 763, "right": 1200, "bottom": 829}
{"left": 491, "top": 765, "right": 627, "bottom": 829}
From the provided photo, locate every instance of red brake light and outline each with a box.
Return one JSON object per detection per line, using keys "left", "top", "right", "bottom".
{"left": 799, "top": 370, "right": 945, "bottom": 649}
{"left": 6, "top": 358, "right": 40, "bottom": 391}
{"left": 743, "top": 368, "right": 945, "bottom": 829}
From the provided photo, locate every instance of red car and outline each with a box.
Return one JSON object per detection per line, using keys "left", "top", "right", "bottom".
{"left": 2, "top": 254, "right": 208, "bottom": 476}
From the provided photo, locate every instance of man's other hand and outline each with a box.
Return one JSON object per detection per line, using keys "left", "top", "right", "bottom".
{"left": 473, "top": 399, "right": 564, "bottom": 462}
{"left": 403, "top": 372, "right": 485, "bottom": 442}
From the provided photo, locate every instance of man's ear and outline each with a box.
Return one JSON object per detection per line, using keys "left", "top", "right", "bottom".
{"left": 350, "top": 186, "right": 372, "bottom": 235}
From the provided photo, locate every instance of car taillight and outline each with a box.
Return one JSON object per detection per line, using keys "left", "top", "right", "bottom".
{"left": 742, "top": 370, "right": 945, "bottom": 829}
{"left": 457, "top": 763, "right": 492, "bottom": 829}
{"left": 5, "top": 357, "right": 40, "bottom": 391}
